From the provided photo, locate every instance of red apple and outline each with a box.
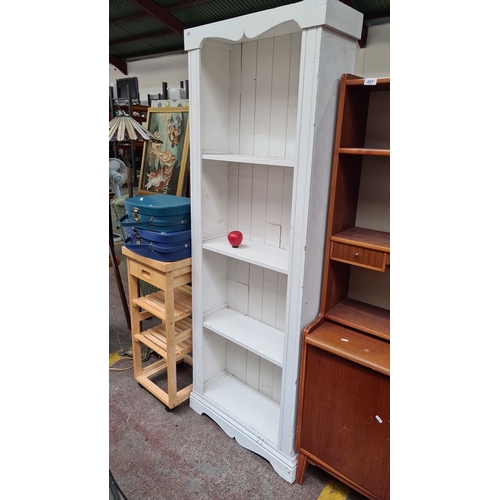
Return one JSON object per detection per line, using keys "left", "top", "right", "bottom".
{"left": 227, "top": 230, "right": 243, "bottom": 248}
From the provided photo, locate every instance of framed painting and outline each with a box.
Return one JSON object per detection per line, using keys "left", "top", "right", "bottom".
{"left": 138, "top": 107, "right": 190, "bottom": 196}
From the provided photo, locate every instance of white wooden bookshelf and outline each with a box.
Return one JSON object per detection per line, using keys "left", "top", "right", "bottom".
{"left": 185, "top": 0, "right": 362, "bottom": 483}
{"left": 202, "top": 236, "right": 289, "bottom": 274}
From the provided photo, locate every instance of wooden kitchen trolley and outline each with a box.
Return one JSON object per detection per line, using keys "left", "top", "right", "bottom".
{"left": 122, "top": 246, "right": 193, "bottom": 410}
{"left": 295, "top": 74, "right": 390, "bottom": 500}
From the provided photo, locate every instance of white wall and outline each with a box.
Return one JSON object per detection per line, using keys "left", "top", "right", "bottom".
{"left": 354, "top": 23, "right": 390, "bottom": 77}
{"left": 109, "top": 52, "right": 189, "bottom": 104}
{"left": 108, "top": 22, "right": 389, "bottom": 103}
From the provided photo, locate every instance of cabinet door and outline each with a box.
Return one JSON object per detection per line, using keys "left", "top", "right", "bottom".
{"left": 300, "top": 345, "right": 390, "bottom": 500}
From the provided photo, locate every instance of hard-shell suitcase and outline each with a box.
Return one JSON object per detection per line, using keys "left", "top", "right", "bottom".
{"left": 121, "top": 194, "right": 191, "bottom": 232}
{"left": 124, "top": 226, "right": 191, "bottom": 262}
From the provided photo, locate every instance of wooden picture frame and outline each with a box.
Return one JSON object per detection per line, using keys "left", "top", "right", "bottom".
{"left": 138, "top": 107, "right": 190, "bottom": 196}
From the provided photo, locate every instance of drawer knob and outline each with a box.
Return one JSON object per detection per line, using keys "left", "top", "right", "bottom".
{"left": 354, "top": 252, "right": 359, "bottom": 257}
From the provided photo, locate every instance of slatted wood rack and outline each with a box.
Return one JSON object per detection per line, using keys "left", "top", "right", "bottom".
{"left": 122, "top": 246, "right": 193, "bottom": 410}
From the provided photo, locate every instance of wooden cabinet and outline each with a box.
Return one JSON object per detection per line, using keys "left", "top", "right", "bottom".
{"left": 295, "top": 74, "right": 390, "bottom": 499}
{"left": 184, "top": 0, "right": 363, "bottom": 483}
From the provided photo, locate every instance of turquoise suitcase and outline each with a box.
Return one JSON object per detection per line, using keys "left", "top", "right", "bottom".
{"left": 120, "top": 194, "right": 191, "bottom": 232}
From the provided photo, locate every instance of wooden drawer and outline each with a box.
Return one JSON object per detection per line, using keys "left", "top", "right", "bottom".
{"left": 330, "top": 241, "right": 389, "bottom": 272}
{"left": 128, "top": 259, "right": 166, "bottom": 290}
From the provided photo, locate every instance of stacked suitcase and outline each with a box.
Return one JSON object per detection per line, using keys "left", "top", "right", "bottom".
{"left": 120, "top": 194, "right": 191, "bottom": 262}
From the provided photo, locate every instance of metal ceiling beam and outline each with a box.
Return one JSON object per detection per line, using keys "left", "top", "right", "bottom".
{"left": 110, "top": 55, "right": 128, "bottom": 75}
{"left": 165, "top": 0, "right": 214, "bottom": 9}
{"left": 110, "top": 30, "right": 172, "bottom": 46}
{"left": 110, "top": 12, "right": 148, "bottom": 27}
{"left": 110, "top": 0, "right": 213, "bottom": 27}
{"left": 129, "top": 0, "right": 187, "bottom": 35}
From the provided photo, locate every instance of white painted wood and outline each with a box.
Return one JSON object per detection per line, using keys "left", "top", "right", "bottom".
{"left": 227, "top": 163, "right": 239, "bottom": 232}
{"left": 233, "top": 344, "right": 248, "bottom": 383}
{"left": 204, "top": 307, "right": 284, "bottom": 366}
{"left": 199, "top": 42, "right": 230, "bottom": 152}
{"left": 203, "top": 372, "right": 280, "bottom": 445}
{"left": 276, "top": 274, "right": 287, "bottom": 331}
{"left": 200, "top": 161, "right": 228, "bottom": 239}
{"left": 254, "top": 38, "right": 274, "bottom": 157}
{"left": 187, "top": 0, "right": 362, "bottom": 483}
{"left": 189, "top": 391, "right": 296, "bottom": 483}
{"left": 203, "top": 154, "right": 294, "bottom": 167}
{"left": 226, "top": 252, "right": 238, "bottom": 313}
{"left": 269, "top": 34, "right": 291, "bottom": 158}
{"left": 202, "top": 236, "right": 288, "bottom": 274}
{"left": 277, "top": 24, "right": 360, "bottom": 457}
{"left": 237, "top": 163, "right": 253, "bottom": 237}
{"left": 229, "top": 44, "right": 242, "bottom": 154}
{"left": 250, "top": 165, "right": 268, "bottom": 245}
{"left": 184, "top": 0, "right": 363, "bottom": 51}
{"left": 246, "top": 351, "right": 260, "bottom": 392}
{"left": 248, "top": 264, "right": 264, "bottom": 321}
{"left": 262, "top": 268, "right": 279, "bottom": 328}
{"left": 188, "top": 48, "right": 205, "bottom": 395}
{"left": 281, "top": 168, "right": 293, "bottom": 250}
{"left": 202, "top": 328, "right": 227, "bottom": 383}
{"left": 285, "top": 32, "right": 301, "bottom": 158}
{"left": 240, "top": 41, "right": 257, "bottom": 156}
{"left": 266, "top": 167, "right": 284, "bottom": 245}
{"left": 201, "top": 251, "right": 228, "bottom": 313}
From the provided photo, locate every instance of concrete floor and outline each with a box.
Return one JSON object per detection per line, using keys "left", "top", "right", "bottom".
{"left": 109, "top": 238, "right": 371, "bottom": 500}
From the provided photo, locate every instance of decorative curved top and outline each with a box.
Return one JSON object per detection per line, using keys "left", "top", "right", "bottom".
{"left": 184, "top": 0, "right": 362, "bottom": 51}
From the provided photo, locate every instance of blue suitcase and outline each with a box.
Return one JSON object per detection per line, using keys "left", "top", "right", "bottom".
{"left": 120, "top": 194, "right": 191, "bottom": 232}
{"left": 124, "top": 226, "right": 191, "bottom": 262}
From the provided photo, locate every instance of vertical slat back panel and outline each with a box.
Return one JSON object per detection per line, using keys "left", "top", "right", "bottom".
{"left": 276, "top": 274, "right": 287, "bottom": 331}
{"left": 233, "top": 344, "right": 248, "bottom": 381}
{"left": 235, "top": 281, "right": 249, "bottom": 314}
{"left": 202, "top": 252, "right": 228, "bottom": 314}
{"left": 269, "top": 34, "right": 292, "bottom": 157}
{"left": 246, "top": 351, "right": 260, "bottom": 391}
{"left": 236, "top": 259, "right": 250, "bottom": 286}
{"left": 265, "top": 223, "right": 281, "bottom": 248}
{"left": 281, "top": 168, "right": 293, "bottom": 249}
{"left": 285, "top": 32, "right": 301, "bottom": 158}
{"left": 229, "top": 45, "right": 242, "bottom": 154}
{"left": 201, "top": 161, "right": 228, "bottom": 239}
{"left": 266, "top": 165, "right": 284, "bottom": 227}
{"left": 227, "top": 163, "right": 239, "bottom": 231}
{"left": 225, "top": 338, "right": 235, "bottom": 375}
{"left": 203, "top": 328, "right": 227, "bottom": 382}
{"left": 240, "top": 41, "right": 258, "bottom": 155}
{"left": 225, "top": 256, "right": 237, "bottom": 311}
{"left": 262, "top": 268, "right": 279, "bottom": 327}
{"left": 272, "top": 365, "right": 282, "bottom": 403}
{"left": 248, "top": 264, "right": 264, "bottom": 321}
{"left": 200, "top": 42, "right": 230, "bottom": 152}
{"left": 227, "top": 262, "right": 285, "bottom": 332}
{"left": 237, "top": 163, "right": 253, "bottom": 236}
{"left": 254, "top": 38, "right": 273, "bottom": 157}
{"left": 259, "top": 358, "right": 274, "bottom": 399}
{"left": 250, "top": 164, "right": 268, "bottom": 243}
{"left": 224, "top": 341, "right": 282, "bottom": 404}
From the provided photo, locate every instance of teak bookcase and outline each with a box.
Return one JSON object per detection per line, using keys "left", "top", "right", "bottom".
{"left": 185, "top": 0, "right": 363, "bottom": 483}
{"left": 295, "top": 74, "right": 390, "bottom": 500}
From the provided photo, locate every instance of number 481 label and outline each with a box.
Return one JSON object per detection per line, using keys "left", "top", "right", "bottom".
{"left": 364, "top": 78, "right": 377, "bottom": 85}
